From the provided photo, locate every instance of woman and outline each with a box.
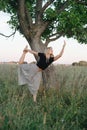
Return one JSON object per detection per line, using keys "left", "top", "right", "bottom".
{"left": 18, "top": 40, "right": 66, "bottom": 102}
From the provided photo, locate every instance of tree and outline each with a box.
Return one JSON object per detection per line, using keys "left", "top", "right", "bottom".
{"left": 0, "top": 0, "right": 87, "bottom": 49}
{"left": 0, "top": 0, "right": 87, "bottom": 87}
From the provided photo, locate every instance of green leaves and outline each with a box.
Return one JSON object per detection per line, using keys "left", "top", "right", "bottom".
{"left": 58, "top": 3, "right": 87, "bottom": 43}
{"left": 44, "top": 8, "right": 57, "bottom": 21}
{"left": 0, "top": 0, "right": 8, "bottom": 11}
{"left": 0, "top": 0, "right": 87, "bottom": 43}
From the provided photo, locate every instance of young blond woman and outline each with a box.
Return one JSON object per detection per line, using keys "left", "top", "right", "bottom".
{"left": 18, "top": 40, "right": 66, "bottom": 102}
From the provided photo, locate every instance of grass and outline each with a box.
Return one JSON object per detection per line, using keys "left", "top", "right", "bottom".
{"left": 0, "top": 64, "right": 87, "bottom": 130}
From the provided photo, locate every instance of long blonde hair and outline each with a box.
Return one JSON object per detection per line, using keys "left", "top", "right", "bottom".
{"left": 44, "top": 47, "right": 54, "bottom": 63}
{"left": 44, "top": 47, "right": 54, "bottom": 57}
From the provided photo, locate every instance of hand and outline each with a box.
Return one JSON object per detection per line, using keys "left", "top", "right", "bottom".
{"left": 23, "top": 45, "right": 29, "bottom": 53}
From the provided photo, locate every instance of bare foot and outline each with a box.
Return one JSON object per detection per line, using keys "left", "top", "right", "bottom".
{"left": 23, "top": 45, "right": 29, "bottom": 53}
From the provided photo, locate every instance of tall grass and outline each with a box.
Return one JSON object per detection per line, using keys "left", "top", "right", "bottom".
{"left": 0, "top": 64, "right": 87, "bottom": 130}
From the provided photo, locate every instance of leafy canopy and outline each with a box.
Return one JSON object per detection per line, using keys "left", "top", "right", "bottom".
{"left": 0, "top": 0, "right": 87, "bottom": 43}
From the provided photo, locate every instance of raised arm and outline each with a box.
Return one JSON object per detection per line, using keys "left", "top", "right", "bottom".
{"left": 54, "top": 40, "right": 66, "bottom": 61}
{"left": 18, "top": 45, "right": 38, "bottom": 64}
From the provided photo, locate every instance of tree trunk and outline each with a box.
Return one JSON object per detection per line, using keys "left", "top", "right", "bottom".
{"left": 42, "top": 65, "right": 57, "bottom": 89}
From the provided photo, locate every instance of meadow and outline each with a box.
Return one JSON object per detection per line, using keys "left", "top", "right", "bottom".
{"left": 0, "top": 64, "right": 87, "bottom": 130}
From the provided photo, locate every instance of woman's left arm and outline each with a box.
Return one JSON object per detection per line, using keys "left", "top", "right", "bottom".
{"left": 54, "top": 40, "right": 66, "bottom": 61}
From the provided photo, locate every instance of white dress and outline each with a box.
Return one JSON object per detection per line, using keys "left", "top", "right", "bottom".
{"left": 18, "top": 62, "right": 42, "bottom": 95}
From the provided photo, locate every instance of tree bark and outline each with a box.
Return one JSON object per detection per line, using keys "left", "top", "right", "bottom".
{"left": 42, "top": 64, "right": 57, "bottom": 89}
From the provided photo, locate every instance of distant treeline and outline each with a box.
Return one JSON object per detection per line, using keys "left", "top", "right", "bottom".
{"left": 72, "top": 61, "right": 87, "bottom": 66}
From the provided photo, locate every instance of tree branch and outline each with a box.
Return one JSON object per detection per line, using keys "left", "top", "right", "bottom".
{"left": 0, "top": 29, "right": 16, "bottom": 38}
{"left": 17, "top": 0, "right": 30, "bottom": 39}
{"left": 45, "top": 32, "right": 64, "bottom": 46}
{"left": 35, "top": 21, "right": 49, "bottom": 38}
{"left": 25, "top": 6, "right": 33, "bottom": 28}
{"left": 40, "top": 0, "right": 55, "bottom": 14}
{"left": 74, "top": 0, "right": 87, "bottom": 5}
{"left": 57, "top": 1, "right": 69, "bottom": 14}
{"left": 35, "top": 0, "right": 43, "bottom": 23}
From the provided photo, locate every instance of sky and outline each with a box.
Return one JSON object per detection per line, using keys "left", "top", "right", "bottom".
{"left": 0, "top": 11, "right": 87, "bottom": 64}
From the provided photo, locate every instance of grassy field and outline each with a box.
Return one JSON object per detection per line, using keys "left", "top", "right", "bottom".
{"left": 0, "top": 64, "right": 87, "bottom": 130}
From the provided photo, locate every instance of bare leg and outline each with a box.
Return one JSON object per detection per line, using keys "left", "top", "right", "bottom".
{"left": 33, "top": 94, "right": 37, "bottom": 102}
{"left": 18, "top": 45, "right": 28, "bottom": 64}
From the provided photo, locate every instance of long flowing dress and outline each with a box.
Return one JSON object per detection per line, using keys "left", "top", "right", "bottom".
{"left": 18, "top": 62, "right": 42, "bottom": 95}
